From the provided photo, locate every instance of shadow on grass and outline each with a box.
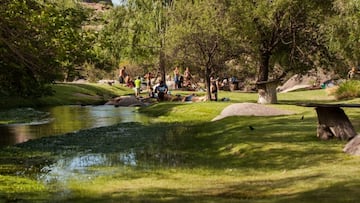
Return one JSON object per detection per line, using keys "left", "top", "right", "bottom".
{"left": 9, "top": 113, "right": 346, "bottom": 172}
{"left": 275, "top": 180, "right": 360, "bottom": 203}
{"left": 277, "top": 100, "right": 339, "bottom": 105}
{"left": 27, "top": 175, "right": 360, "bottom": 203}
{"left": 0, "top": 113, "right": 355, "bottom": 202}
{"left": 188, "top": 115, "right": 345, "bottom": 170}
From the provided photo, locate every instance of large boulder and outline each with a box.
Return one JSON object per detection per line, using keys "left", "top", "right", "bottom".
{"left": 212, "top": 102, "right": 294, "bottom": 121}
{"left": 277, "top": 69, "right": 335, "bottom": 93}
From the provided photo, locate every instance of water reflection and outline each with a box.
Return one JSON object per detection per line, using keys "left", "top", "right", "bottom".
{"left": 0, "top": 106, "right": 150, "bottom": 146}
{"left": 38, "top": 149, "right": 186, "bottom": 185}
{"left": 40, "top": 152, "right": 149, "bottom": 188}
{"left": 39, "top": 153, "right": 131, "bottom": 184}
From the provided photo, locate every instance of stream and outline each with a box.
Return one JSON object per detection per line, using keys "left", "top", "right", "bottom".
{"left": 0, "top": 105, "right": 150, "bottom": 147}
{"left": 0, "top": 105, "right": 191, "bottom": 201}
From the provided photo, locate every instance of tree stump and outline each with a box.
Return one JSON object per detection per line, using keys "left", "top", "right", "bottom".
{"left": 315, "top": 106, "right": 357, "bottom": 140}
{"left": 256, "top": 79, "right": 280, "bottom": 104}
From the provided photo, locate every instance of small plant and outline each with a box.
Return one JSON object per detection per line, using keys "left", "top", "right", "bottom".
{"left": 335, "top": 80, "right": 360, "bottom": 100}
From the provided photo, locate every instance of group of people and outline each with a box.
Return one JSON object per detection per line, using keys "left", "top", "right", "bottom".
{"left": 118, "top": 66, "right": 137, "bottom": 88}
{"left": 118, "top": 66, "right": 219, "bottom": 102}
{"left": 118, "top": 66, "right": 141, "bottom": 97}
{"left": 173, "top": 67, "right": 193, "bottom": 89}
{"left": 118, "top": 66, "right": 169, "bottom": 101}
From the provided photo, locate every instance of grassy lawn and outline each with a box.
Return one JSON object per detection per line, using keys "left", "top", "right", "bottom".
{"left": 1, "top": 85, "right": 360, "bottom": 202}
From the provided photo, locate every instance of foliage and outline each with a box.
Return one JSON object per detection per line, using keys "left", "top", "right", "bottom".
{"left": 229, "top": 0, "right": 335, "bottom": 82}
{"left": 167, "top": 0, "right": 244, "bottom": 99}
{"left": 83, "top": 0, "right": 113, "bottom": 4}
{"left": 99, "top": 0, "right": 174, "bottom": 81}
{"left": 324, "top": 0, "right": 360, "bottom": 74}
{"left": 335, "top": 80, "right": 360, "bottom": 99}
{"left": 0, "top": 0, "right": 97, "bottom": 97}
{"left": 2, "top": 0, "right": 360, "bottom": 100}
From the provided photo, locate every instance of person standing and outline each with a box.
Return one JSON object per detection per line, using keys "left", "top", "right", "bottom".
{"left": 173, "top": 67, "right": 180, "bottom": 89}
{"left": 210, "top": 76, "right": 219, "bottom": 101}
{"left": 348, "top": 66, "right": 360, "bottom": 79}
{"left": 184, "top": 67, "right": 192, "bottom": 87}
{"left": 134, "top": 76, "right": 141, "bottom": 97}
{"left": 145, "top": 72, "right": 153, "bottom": 92}
{"left": 119, "top": 66, "right": 127, "bottom": 84}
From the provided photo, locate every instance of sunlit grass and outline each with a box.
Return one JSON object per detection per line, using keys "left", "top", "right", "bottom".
{"left": 68, "top": 164, "right": 360, "bottom": 202}
{"left": 37, "top": 83, "right": 134, "bottom": 106}
{"left": 0, "top": 83, "right": 134, "bottom": 109}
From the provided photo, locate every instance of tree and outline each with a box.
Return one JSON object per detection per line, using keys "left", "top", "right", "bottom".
{"left": 324, "top": 0, "right": 360, "bottom": 72}
{"left": 0, "top": 0, "right": 95, "bottom": 97}
{"left": 100, "top": 0, "right": 173, "bottom": 82}
{"left": 167, "top": 0, "right": 244, "bottom": 100}
{"left": 230, "top": 0, "right": 334, "bottom": 103}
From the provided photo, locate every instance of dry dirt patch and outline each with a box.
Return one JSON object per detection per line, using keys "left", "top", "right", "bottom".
{"left": 212, "top": 102, "right": 295, "bottom": 121}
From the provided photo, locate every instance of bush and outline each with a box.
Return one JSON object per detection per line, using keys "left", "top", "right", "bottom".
{"left": 335, "top": 80, "right": 360, "bottom": 100}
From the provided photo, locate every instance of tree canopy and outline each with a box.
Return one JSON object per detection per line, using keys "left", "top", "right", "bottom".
{"left": 166, "top": 0, "right": 245, "bottom": 99}
{"left": 0, "top": 0, "right": 97, "bottom": 97}
{"left": 1, "top": 0, "right": 359, "bottom": 98}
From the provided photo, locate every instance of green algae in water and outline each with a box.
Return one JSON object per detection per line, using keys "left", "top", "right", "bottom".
{"left": 0, "top": 108, "right": 52, "bottom": 125}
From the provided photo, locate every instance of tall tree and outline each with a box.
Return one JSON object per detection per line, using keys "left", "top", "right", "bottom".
{"left": 167, "top": 0, "right": 244, "bottom": 100}
{"left": 101, "top": 0, "right": 173, "bottom": 81}
{"left": 230, "top": 0, "right": 334, "bottom": 103}
{"left": 0, "top": 0, "right": 95, "bottom": 97}
{"left": 325, "top": 0, "right": 360, "bottom": 71}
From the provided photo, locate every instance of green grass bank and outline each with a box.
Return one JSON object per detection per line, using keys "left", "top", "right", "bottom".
{"left": 0, "top": 83, "right": 134, "bottom": 109}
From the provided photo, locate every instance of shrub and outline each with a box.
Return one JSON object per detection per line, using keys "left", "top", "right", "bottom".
{"left": 335, "top": 80, "right": 360, "bottom": 100}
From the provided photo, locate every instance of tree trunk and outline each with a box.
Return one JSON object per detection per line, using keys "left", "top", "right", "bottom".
{"left": 257, "top": 51, "right": 270, "bottom": 82}
{"left": 256, "top": 80, "right": 279, "bottom": 104}
{"left": 257, "top": 51, "right": 278, "bottom": 104}
{"left": 205, "top": 66, "right": 211, "bottom": 101}
{"left": 159, "top": 50, "right": 166, "bottom": 83}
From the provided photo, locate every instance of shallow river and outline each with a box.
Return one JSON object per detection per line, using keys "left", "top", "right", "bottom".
{"left": 0, "top": 105, "right": 188, "bottom": 201}
{"left": 0, "top": 105, "right": 150, "bottom": 147}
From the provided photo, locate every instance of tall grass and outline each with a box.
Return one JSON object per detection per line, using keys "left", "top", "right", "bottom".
{"left": 335, "top": 80, "right": 360, "bottom": 100}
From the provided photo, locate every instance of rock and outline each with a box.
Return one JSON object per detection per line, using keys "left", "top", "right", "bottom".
{"left": 343, "top": 135, "right": 360, "bottom": 155}
{"left": 212, "top": 102, "right": 294, "bottom": 121}
{"left": 106, "top": 96, "right": 145, "bottom": 107}
{"left": 98, "top": 79, "right": 115, "bottom": 85}
{"left": 277, "top": 69, "right": 335, "bottom": 93}
{"left": 279, "top": 84, "right": 311, "bottom": 93}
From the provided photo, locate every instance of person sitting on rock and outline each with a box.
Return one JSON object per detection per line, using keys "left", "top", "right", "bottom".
{"left": 155, "top": 80, "right": 168, "bottom": 101}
